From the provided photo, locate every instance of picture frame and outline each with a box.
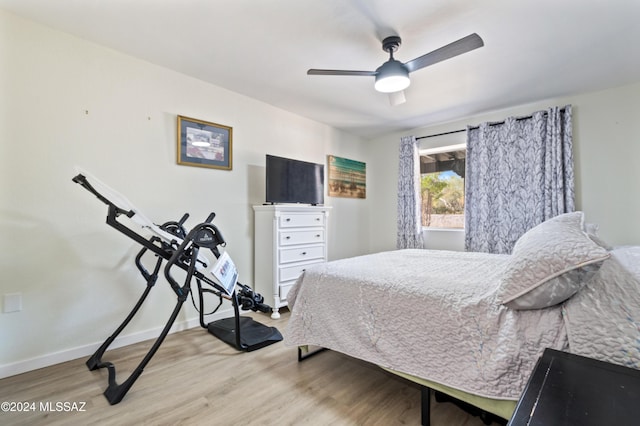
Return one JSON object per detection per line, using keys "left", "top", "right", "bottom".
{"left": 177, "top": 115, "right": 232, "bottom": 170}
{"left": 328, "top": 155, "right": 366, "bottom": 199}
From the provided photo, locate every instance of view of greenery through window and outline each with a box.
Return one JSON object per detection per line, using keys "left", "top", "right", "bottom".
{"left": 420, "top": 148, "right": 465, "bottom": 229}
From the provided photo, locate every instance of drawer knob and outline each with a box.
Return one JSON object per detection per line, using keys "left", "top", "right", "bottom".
{"left": 301, "top": 251, "right": 307, "bottom": 255}
{"left": 316, "top": 234, "right": 321, "bottom": 238}
{"left": 315, "top": 218, "right": 320, "bottom": 221}
{"left": 285, "top": 218, "right": 291, "bottom": 222}
{"left": 285, "top": 236, "right": 291, "bottom": 239}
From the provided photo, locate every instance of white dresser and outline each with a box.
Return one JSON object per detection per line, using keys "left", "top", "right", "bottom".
{"left": 253, "top": 205, "right": 331, "bottom": 319}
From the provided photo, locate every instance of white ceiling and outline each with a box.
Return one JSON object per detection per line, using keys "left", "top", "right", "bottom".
{"left": 2, "top": 0, "right": 639, "bottom": 139}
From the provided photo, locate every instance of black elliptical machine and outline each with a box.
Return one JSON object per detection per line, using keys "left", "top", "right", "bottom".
{"left": 73, "top": 173, "right": 282, "bottom": 405}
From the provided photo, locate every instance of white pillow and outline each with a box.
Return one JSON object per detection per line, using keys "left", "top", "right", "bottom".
{"left": 497, "top": 212, "right": 610, "bottom": 310}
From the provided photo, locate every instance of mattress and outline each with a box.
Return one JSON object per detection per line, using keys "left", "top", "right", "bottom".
{"left": 284, "top": 249, "right": 568, "bottom": 400}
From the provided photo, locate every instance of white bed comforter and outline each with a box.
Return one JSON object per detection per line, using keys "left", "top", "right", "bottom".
{"left": 563, "top": 246, "right": 640, "bottom": 369}
{"left": 284, "top": 249, "right": 568, "bottom": 400}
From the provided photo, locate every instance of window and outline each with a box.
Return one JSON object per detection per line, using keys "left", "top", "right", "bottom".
{"left": 419, "top": 144, "right": 466, "bottom": 229}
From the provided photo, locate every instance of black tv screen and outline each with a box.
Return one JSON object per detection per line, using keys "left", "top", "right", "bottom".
{"left": 265, "top": 155, "right": 324, "bottom": 205}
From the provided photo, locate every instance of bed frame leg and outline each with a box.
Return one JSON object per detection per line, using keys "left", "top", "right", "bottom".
{"left": 297, "top": 345, "right": 327, "bottom": 361}
{"left": 421, "top": 386, "right": 431, "bottom": 426}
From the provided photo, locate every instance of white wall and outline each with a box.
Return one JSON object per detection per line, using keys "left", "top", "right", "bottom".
{"left": 368, "top": 81, "right": 640, "bottom": 252}
{"left": 0, "top": 10, "right": 372, "bottom": 375}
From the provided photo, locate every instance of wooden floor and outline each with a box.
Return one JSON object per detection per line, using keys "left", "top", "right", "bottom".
{"left": 0, "top": 310, "right": 496, "bottom": 426}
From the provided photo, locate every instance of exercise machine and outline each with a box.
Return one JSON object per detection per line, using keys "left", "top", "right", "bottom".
{"left": 73, "top": 172, "right": 282, "bottom": 405}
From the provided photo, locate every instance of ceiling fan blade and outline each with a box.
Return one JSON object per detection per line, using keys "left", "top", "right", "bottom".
{"left": 307, "top": 69, "right": 376, "bottom": 76}
{"left": 404, "top": 33, "right": 484, "bottom": 73}
{"left": 388, "top": 90, "right": 406, "bottom": 106}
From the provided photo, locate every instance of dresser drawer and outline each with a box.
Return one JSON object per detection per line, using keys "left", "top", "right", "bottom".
{"left": 279, "top": 213, "right": 324, "bottom": 228}
{"left": 279, "top": 245, "right": 325, "bottom": 264}
{"left": 279, "top": 229, "right": 324, "bottom": 246}
{"left": 279, "top": 260, "right": 323, "bottom": 282}
{"left": 279, "top": 282, "right": 295, "bottom": 301}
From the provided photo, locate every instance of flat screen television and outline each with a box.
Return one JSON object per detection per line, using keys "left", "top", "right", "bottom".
{"left": 265, "top": 154, "right": 324, "bottom": 205}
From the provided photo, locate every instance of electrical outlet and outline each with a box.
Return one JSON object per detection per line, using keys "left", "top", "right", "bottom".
{"left": 3, "top": 293, "right": 22, "bottom": 313}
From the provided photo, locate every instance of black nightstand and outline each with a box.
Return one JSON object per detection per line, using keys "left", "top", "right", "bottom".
{"left": 508, "top": 348, "right": 640, "bottom": 425}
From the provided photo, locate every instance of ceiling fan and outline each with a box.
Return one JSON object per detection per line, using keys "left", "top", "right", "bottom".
{"left": 307, "top": 33, "right": 484, "bottom": 105}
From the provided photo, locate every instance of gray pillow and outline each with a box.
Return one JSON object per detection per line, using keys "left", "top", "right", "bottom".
{"left": 497, "top": 212, "right": 610, "bottom": 310}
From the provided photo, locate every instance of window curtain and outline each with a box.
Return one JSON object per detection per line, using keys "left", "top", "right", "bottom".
{"left": 464, "top": 105, "right": 574, "bottom": 254}
{"left": 397, "top": 135, "right": 424, "bottom": 249}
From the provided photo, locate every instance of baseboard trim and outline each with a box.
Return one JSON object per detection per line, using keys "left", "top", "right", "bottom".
{"left": 0, "top": 309, "right": 233, "bottom": 379}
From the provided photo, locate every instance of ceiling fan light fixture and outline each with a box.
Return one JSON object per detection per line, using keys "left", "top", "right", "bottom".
{"left": 374, "top": 59, "right": 410, "bottom": 93}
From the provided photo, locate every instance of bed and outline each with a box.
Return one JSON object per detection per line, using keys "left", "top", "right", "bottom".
{"left": 284, "top": 212, "right": 640, "bottom": 424}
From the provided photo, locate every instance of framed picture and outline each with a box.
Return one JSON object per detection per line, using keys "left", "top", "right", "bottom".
{"left": 177, "top": 115, "right": 232, "bottom": 170}
{"left": 328, "top": 155, "right": 366, "bottom": 199}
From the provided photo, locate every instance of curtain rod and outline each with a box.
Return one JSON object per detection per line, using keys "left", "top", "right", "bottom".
{"left": 416, "top": 129, "right": 466, "bottom": 140}
{"left": 416, "top": 107, "right": 565, "bottom": 140}
{"left": 416, "top": 118, "right": 525, "bottom": 140}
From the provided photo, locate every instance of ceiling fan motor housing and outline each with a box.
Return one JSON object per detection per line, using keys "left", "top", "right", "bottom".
{"left": 374, "top": 36, "right": 410, "bottom": 93}
{"left": 374, "top": 59, "right": 410, "bottom": 93}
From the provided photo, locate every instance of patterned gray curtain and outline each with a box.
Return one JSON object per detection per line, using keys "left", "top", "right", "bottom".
{"left": 465, "top": 105, "right": 574, "bottom": 254}
{"left": 397, "top": 136, "right": 424, "bottom": 249}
